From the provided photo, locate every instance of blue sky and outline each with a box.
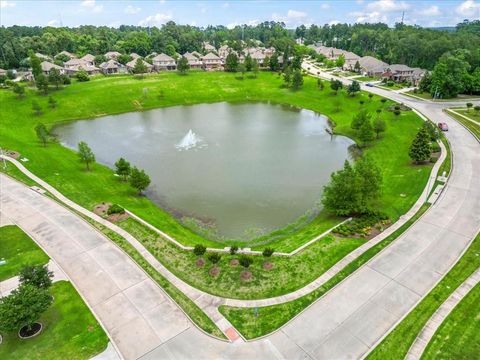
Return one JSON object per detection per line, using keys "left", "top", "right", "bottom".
{"left": 1, "top": 0, "right": 479, "bottom": 28}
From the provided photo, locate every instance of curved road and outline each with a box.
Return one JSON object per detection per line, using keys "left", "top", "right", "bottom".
{"left": 1, "top": 73, "right": 479, "bottom": 359}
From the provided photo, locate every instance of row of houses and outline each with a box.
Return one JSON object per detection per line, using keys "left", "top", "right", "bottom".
{"left": 308, "top": 45, "right": 427, "bottom": 85}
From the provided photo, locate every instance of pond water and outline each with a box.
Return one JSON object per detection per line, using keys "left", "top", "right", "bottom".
{"left": 55, "top": 102, "right": 354, "bottom": 239}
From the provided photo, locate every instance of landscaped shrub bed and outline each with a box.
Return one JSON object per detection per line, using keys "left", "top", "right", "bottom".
{"left": 333, "top": 212, "right": 390, "bottom": 238}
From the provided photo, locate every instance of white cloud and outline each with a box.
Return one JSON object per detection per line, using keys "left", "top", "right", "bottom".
{"left": 81, "top": 0, "right": 103, "bottom": 13}
{"left": 456, "top": 0, "right": 480, "bottom": 16}
{"left": 350, "top": 11, "right": 388, "bottom": 23}
{"left": 222, "top": 2, "right": 229, "bottom": 8}
{"left": 418, "top": 5, "right": 441, "bottom": 17}
{"left": 329, "top": 20, "right": 340, "bottom": 25}
{"left": 226, "top": 19, "right": 259, "bottom": 29}
{"left": 365, "top": 0, "right": 410, "bottom": 12}
{"left": 272, "top": 9, "right": 309, "bottom": 26}
{"left": 0, "top": 0, "right": 15, "bottom": 8}
{"left": 47, "top": 19, "right": 60, "bottom": 27}
{"left": 321, "top": 3, "right": 330, "bottom": 9}
{"left": 138, "top": 12, "right": 173, "bottom": 26}
{"left": 125, "top": 5, "right": 141, "bottom": 14}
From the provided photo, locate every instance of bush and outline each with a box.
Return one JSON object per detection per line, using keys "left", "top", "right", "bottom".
{"left": 193, "top": 244, "right": 206, "bottom": 256}
{"left": 333, "top": 212, "right": 389, "bottom": 237}
{"left": 431, "top": 141, "right": 441, "bottom": 153}
{"left": 229, "top": 245, "right": 238, "bottom": 255}
{"left": 107, "top": 204, "right": 125, "bottom": 215}
{"left": 207, "top": 253, "right": 221, "bottom": 264}
{"left": 75, "top": 70, "right": 90, "bottom": 82}
{"left": 262, "top": 248, "right": 274, "bottom": 257}
{"left": 394, "top": 110, "right": 401, "bottom": 116}
{"left": 381, "top": 98, "right": 387, "bottom": 104}
{"left": 239, "top": 255, "right": 253, "bottom": 268}
{"left": 387, "top": 80, "right": 395, "bottom": 87}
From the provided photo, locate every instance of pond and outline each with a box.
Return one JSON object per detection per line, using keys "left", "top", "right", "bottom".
{"left": 55, "top": 102, "right": 354, "bottom": 240}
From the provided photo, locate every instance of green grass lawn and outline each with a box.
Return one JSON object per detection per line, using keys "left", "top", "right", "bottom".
{"left": 0, "top": 225, "right": 49, "bottom": 281}
{"left": 366, "top": 232, "right": 480, "bottom": 360}
{"left": 447, "top": 110, "right": 480, "bottom": 139}
{"left": 454, "top": 108, "right": 480, "bottom": 123}
{"left": 355, "top": 76, "right": 380, "bottom": 82}
{"left": 407, "top": 91, "right": 480, "bottom": 101}
{"left": 0, "top": 281, "right": 108, "bottom": 360}
{"left": 421, "top": 283, "right": 480, "bottom": 360}
{"left": 219, "top": 203, "right": 430, "bottom": 339}
{"left": 0, "top": 71, "right": 431, "bottom": 251}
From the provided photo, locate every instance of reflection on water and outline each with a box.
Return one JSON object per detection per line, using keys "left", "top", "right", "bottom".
{"left": 55, "top": 102, "right": 354, "bottom": 240}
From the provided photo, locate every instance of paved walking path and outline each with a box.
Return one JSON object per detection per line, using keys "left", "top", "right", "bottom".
{"left": 405, "top": 267, "right": 480, "bottom": 360}
{"left": 1, "top": 66, "right": 479, "bottom": 358}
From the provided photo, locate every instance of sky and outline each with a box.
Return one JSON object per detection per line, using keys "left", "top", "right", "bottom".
{"left": 1, "top": 0, "right": 479, "bottom": 29}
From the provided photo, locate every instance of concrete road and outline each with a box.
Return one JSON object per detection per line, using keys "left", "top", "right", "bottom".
{"left": 1, "top": 74, "right": 479, "bottom": 359}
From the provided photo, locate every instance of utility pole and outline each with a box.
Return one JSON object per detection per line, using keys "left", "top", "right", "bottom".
{"left": 401, "top": 11, "right": 405, "bottom": 25}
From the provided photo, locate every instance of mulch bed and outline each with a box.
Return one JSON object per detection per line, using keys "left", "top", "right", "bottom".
{"left": 93, "top": 202, "right": 111, "bottom": 216}
{"left": 19, "top": 323, "right": 42, "bottom": 338}
{"left": 195, "top": 258, "right": 205, "bottom": 267}
{"left": 5, "top": 150, "right": 20, "bottom": 159}
{"left": 263, "top": 261, "right": 274, "bottom": 270}
{"left": 94, "top": 202, "right": 129, "bottom": 223}
{"left": 240, "top": 270, "right": 252, "bottom": 281}
{"left": 209, "top": 266, "right": 220, "bottom": 277}
{"left": 107, "top": 212, "right": 129, "bottom": 223}
{"left": 229, "top": 259, "right": 239, "bottom": 267}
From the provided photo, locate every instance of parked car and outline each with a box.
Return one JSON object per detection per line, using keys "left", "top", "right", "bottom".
{"left": 366, "top": 83, "right": 374, "bottom": 87}
{"left": 437, "top": 122, "right": 448, "bottom": 131}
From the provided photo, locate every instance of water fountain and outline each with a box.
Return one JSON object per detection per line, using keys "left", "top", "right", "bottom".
{"left": 176, "top": 129, "right": 201, "bottom": 150}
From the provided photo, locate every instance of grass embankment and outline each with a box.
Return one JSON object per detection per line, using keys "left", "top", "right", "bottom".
{"left": 406, "top": 91, "right": 480, "bottom": 101}
{"left": 421, "top": 283, "right": 480, "bottom": 360}
{"left": 0, "top": 71, "right": 431, "bottom": 251}
{"left": 0, "top": 225, "right": 49, "bottom": 281}
{"left": 447, "top": 109, "right": 480, "bottom": 139}
{"left": 219, "top": 203, "right": 430, "bottom": 339}
{"left": 366, "top": 232, "right": 480, "bottom": 360}
{"left": 0, "top": 281, "right": 108, "bottom": 360}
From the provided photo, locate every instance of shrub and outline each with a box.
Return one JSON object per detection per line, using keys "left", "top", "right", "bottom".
{"left": 107, "top": 204, "right": 125, "bottom": 215}
{"left": 193, "top": 244, "right": 206, "bottom": 256}
{"left": 207, "top": 253, "right": 221, "bottom": 264}
{"left": 75, "top": 70, "right": 90, "bottom": 82}
{"left": 380, "top": 98, "right": 387, "bottom": 104}
{"left": 19, "top": 265, "right": 53, "bottom": 289}
{"left": 262, "top": 248, "right": 274, "bottom": 257}
{"left": 431, "top": 141, "right": 441, "bottom": 153}
{"left": 229, "top": 245, "right": 238, "bottom": 255}
{"left": 394, "top": 110, "right": 401, "bottom": 116}
{"left": 239, "top": 255, "right": 253, "bottom": 268}
{"left": 394, "top": 105, "right": 401, "bottom": 111}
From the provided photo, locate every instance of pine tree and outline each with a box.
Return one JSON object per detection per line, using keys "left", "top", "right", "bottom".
{"left": 291, "top": 70, "right": 304, "bottom": 90}
{"left": 358, "top": 119, "right": 375, "bottom": 146}
{"left": 132, "top": 59, "right": 148, "bottom": 76}
{"left": 409, "top": 126, "right": 432, "bottom": 163}
{"left": 115, "top": 157, "right": 131, "bottom": 181}
{"left": 224, "top": 52, "right": 239, "bottom": 72}
{"left": 177, "top": 56, "right": 190, "bottom": 74}
{"left": 351, "top": 111, "right": 370, "bottom": 130}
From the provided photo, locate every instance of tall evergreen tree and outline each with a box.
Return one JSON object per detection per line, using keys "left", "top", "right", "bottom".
{"left": 409, "top": 126, "right": 432, "bottom": 163}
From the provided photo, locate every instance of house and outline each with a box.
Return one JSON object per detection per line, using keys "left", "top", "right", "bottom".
{"left": 57, "top": 51, "right": 76, "bottom": 59}
{"left": 203, "top": 42, "right": 216, "bottom": 53}
{"left": 183, "top": 52, "right": 203, "bottom": 69}
{"left": 152, "top": 53, "right": 176, "bottom": 70}
{"left": 382, "top": 64, "right": 426, "bottom": 85}
{"left": 81, "top": 54, "right": 96, "bottom": 66}
{"left": 35, "top": 52, "right": 51, "bottom": 61}
{"left": 130, "top": 53, "right": 141, "bottom": 59}
{"left": 40, "top": 61, "right": 64, "bottom": 75}
{"left": 63, "top": 59, "right": 100, "bottom": 75}
{"left": 99, "top": 60, "right": 124, "bottom": 74}
{"left": 357, "top": 56, "right": 389, "bottom": 77}
{"left": 250, "top": 50, "right": 266, "bottom": 64}
{"left": 191, "top": 51, "right": 202, "bottom": 58}
{"left": 64, "top": 58, "right": 88, "bottom": 70}
{"left": 202, "top": 52, "right": 222, "bottom": 70}
{"left": 218, "top": 45, "right": 231, "bottom": 59}
{"left": 104, "top": 51, "right": 122, "bottom": 60}
{"left": 126, "top": 58, "right": 153, "bottom": 73}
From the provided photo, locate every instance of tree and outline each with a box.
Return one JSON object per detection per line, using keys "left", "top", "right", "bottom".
{"left": 263, "top": 56, "right": 270, "bottom": 69}
{"left": 269, "top": 55, "right": 279, "bottom": 71}
{"left": 317, "top": 78, "right": 324, "bottom": 90}
{"left": 291, "top": 70, "right": 303, "bottom": 90}
{"left": 238, "top": 63, "right": 246, "bottom": 79}
{"left": 48, "top": 68, "right": 62, "bottom": 89}
{"left": 335, "top": 54, "right": 345, "bottom": 68}
{"left": 32, "top": 101, "right": 42, "bottom": 116}
{"left": 35, "top": 123, "right": 49, "bottom": 146}
{"left": 36, "top": 74, "right": 49, "bottom": 95}
{"left": 239, "top": 255, "right": 253, "bottom": 268}
{"left": 229, "top": 245, "right": 238, "bottom": 255}
{"left": 373, "top": 118, "right": 387, "bottom": 138}
{"left": 75, "top": 69, "right": 90, "bottom": 82}
{"left": 430, "top": 52, "right": 470, "bottom": 98}
{"left": 358, "top": 119, "right": 375, "bottom": 146}
{"left": 330, "top": 79, "right": 343, "bottom": 95}
{"left": 466, "top": 102, "right": 473, "bottom": 111}
{"left": 13, "top": 83, "right": 25, "bottom": 99}
{"left": 115, "top": 157, "right": 131, "bottom": 181}
{"left": 77, "top": 141, "right": 95, "bottom": 170}
{"left": 48, "top": 96, "right": 57, "bottom": 108}
{"left": 354, "top": 60, "right": 361, "bottom": 73}
{"left": 207, "top": 253, "right": 221, "bottom": 264}
{"left": 475, "top": 105, "right": 480, "bottom": 114}
{"left": 132, "top": 59, "right": 148, "bottom": 76}
{"left": 129, "top": 166, "right": 151, "bottom": 195}
{"left": 244, "top": 54, "right": 253, "bottom": 71}
{"left": 252, "top": 59, "right": 259, "bottom": 78}
{"left": 94, "top": 54, "right": 107, "bottom": 65}
{"left": 368, "top": 93, "right": 374, "bottom": 101}
{"left": 19, "top": 264, "right": 53, "bottom": 290}
{"left": 409, "top": 126, "right": 432, "bottom": 163}
{"left": 177, "top": 56, "right": 190, "bottom": 74}
{"left": 117, "top": 54, "right": 132, "bottom": 65}
{"left": 354, "top": 156, "right": 383, "bottom": 213}
{"left": 351, "top": 110, "right": 370, "bottom": 130}
{"left": 224, "top": 52, "right": 239, "bottom": 72}
{"left": 347, "top": 80, "right": 361, "bottom": 96}
{"left": 422, "top": 121, "right": 440, "bottom": 141}
{"left": 0, "top": 284, "right": 53, "bottom": 333}
{"left": 193, "top": 244, "right": 206, "bottom": 256}
{"left": 29, "top": 51, "right": 42, "bottom": 80}
{"left": 283, "top": 66, "right": 292, "bottom": 87}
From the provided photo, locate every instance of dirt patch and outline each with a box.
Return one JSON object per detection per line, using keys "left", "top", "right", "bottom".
{"left": 93, "top": 202, "right": 111, "bottom": 216}
{"left": 230, "top": 259, "right": 239, "bottom": 267}
{"left": 4, "top": 150, "right": 20, "bottom": 159}
{"left": 195, "top": 258, "right": 205, "bottom": 267}
{"left": 209, "top": 266, "right": 220, "bottom": 277}
{"left": 240, "top": 270, "right": 252, "bottom": 281}
{"left": 263, "top": 261, "right": 274, "bottom": 270}
{"left": 107, "top": 212, "right": 129, "bottom": 223}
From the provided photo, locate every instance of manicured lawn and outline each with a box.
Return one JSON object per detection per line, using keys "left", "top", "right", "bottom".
{"left": 355, "top": 76, "right": 380, "bottom": 82}
{"left": 454, "top": 108, "right": 480, "bottom": 123}
{"left": 0, "top": 71, "right": 431, "bottom": 251}
{"left": 447, "top": 110, "right": 480, "bottom": 139}
{"left": 0, "top": 281, "right": 108, "bottom": 360}
{"left": 219, "top": 204, "right": 430, "bottom": 339}
{"left": 407, "top": 91, "right": 480, "bottom": 101}
{"left": 422, "top": 283, "right": 480, "bottom": 360}
{"left": 366, "top": 232, "right": 480, "bottom": 360}
{"left": 0, "top": 225, "right": 49, "bottom": 281}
